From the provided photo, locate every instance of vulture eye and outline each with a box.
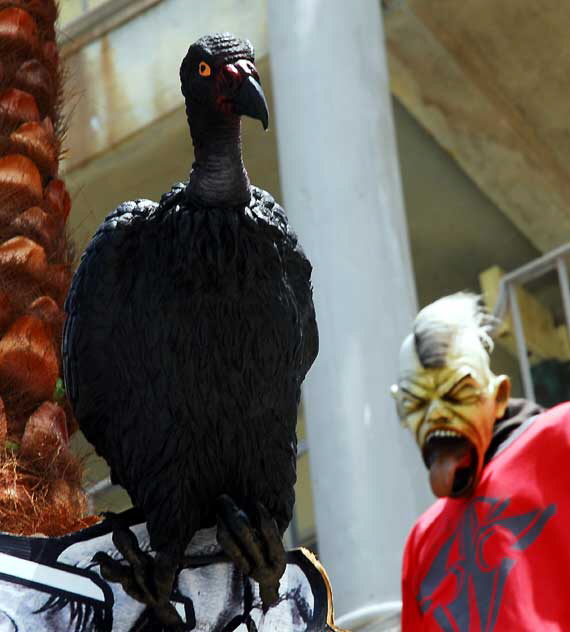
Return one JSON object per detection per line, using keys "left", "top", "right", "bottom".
{"left": 198, "top": 61, "right": 211, "bottom": 77}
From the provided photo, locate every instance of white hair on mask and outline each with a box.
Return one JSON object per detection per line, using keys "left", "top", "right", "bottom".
{"left": 413, "top": 293, "right": 497, "bottom": 369}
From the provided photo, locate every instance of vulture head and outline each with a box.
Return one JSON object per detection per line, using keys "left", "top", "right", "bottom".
{"left": 180, "top": 33, "right": 269, "bottom": 130}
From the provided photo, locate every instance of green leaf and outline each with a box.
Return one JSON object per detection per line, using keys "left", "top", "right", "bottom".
{"left": 53, "top": 377, "right": 66, "bottom": 402}
{"left": 5, "top": 440, "right": 19, "bottom": 454}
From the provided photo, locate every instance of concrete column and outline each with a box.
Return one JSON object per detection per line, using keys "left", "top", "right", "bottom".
{"left": 268, "top": 0, "right": 432, "bottom": 619}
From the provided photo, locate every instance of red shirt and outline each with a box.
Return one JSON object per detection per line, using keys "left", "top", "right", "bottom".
{"left": 402, "top": 402, "right": 570, "bottom": 631}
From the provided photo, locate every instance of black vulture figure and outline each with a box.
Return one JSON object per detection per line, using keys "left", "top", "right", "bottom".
{"left": 62, "top": 33, "right": 318, "bottom": 628}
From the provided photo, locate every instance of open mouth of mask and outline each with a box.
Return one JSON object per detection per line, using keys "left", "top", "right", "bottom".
{"left": 423, "top": 430, "right": 478, "bottom": 498}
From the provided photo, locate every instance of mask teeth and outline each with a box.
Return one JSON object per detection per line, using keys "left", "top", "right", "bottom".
{"left": 426, "top": 428, "right": 463, "bottom": 441}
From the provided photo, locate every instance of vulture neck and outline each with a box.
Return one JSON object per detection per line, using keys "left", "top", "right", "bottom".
{"left": 186, "top": 109, "right": 250, "bottom": 208}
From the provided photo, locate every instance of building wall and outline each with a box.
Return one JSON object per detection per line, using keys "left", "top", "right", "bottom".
{"left": 394, "top": 99, "right": 538, "bottom": 395}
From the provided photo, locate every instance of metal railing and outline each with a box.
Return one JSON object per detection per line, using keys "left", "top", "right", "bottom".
{"left": 493, "top": 242, "right": 570, "bottom": 401}
{"left": 336, "top": 602, "right": 402, "bottom": 631}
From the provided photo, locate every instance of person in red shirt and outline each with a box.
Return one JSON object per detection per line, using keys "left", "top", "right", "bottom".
{"left": 391, "top": 293, "right": 567, "bottom": 631}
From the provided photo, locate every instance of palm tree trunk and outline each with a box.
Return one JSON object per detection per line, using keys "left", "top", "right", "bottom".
{"left": 0, "top": 0, "right": 95, "bottom": 535}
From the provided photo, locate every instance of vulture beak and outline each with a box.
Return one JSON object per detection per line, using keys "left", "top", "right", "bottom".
{"left": 223, "top": 60, "right": 269, "bottom": 130}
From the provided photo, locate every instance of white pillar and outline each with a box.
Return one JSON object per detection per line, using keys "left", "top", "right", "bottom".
{"left": 268, "top": 0, "right": 432, "bottom": 619}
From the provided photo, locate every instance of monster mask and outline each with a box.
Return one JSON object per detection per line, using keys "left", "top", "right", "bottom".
{"left": 391, "top": 294, "right": 511, "bottom": 498}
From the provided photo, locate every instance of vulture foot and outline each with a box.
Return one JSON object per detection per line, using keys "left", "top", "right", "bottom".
{"left": 92, "top": 516, "right": 187, "bottom": 630}
{"left": 216, "top": 494, "right": 286, "bottom": 611}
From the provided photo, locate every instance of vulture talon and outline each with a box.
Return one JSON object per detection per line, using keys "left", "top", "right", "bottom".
{"left": 92, "top": 521, "right": 188, "bottom": 629}
{"left": 216, "top": 494, "right": 286, "bottom": 610}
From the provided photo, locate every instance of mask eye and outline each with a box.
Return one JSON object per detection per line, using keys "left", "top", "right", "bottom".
{"left": 198, "top": 61, "right": 211, "bottom": 77}
{"left": 446, "top": 380, "right": 480, "bottom": 405}
{"left": 398, "top": 395, "right": 425, "bottom": 419}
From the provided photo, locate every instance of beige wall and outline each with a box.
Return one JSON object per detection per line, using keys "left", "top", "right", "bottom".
{"left": 393, "top": 100, "right": 538, "bottom": 395}
{"left": 59, "top": 0, "right": 109, "bottom": 26}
